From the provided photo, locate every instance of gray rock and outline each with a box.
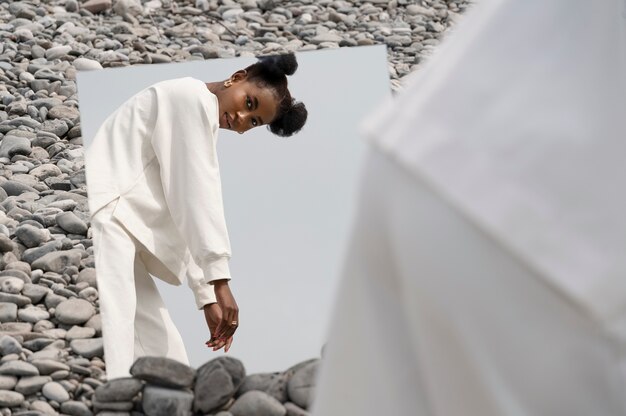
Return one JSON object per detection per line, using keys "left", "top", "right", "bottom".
{"left": 31, "top": 359, "right": 70, "bottom": 375}
{"left": 70, "top": 338, "right": 103, "bottom": 358}
{"left": 284, "top": 402, "right": 310, "bottom": 416}
{"left": 95, "top": 377, "right": 143, "bottom": 402}
{"left": 230, "top": 391, "right": 286, "bottom": 416}
{"left": 194, "top": 357, "right": 245, "bottom": 413}
{"left": 0, "top": 335, "right": 22, "bottom": 355}
{"left": 21, "top": 283, "right": 50, "bottom": 303}
{"left": 130, "top": 356, "right": 196, "bottom": 389}
{"left": 0, "top": 292, "right": 32, "bottom": 307}
{"left": 0, "top": 234, "right": 14, "bottom": 252}
{"left": 0, "top": 276, "right": 24, "bottom": 293}
{"left": 78, "top": 286, "right": 98, "bottom": 302}
{"left": 22, "top": 240, "right": 63, "bottom": 264}
{"left": 30, "top": 400, "right": 57, "bottom": 414}
{"left": 287, "top": 360, "right": 318, "bottom": 409}
{"left": 0, "top": 390, "right": 25, "bottom": 407}
{"left": 142, "top": 385, "right": 194, "bottom": 416}
{"left": 66, "top": 325, "right": 96, "bottom": 340}
{"left": 72, "top": 57, "right": 103, "bottom": 71}
{"left": 29, "top": 164, "right": 62, "bottom": 180}
{"left": 60, "top": 400, "right": 94, "bottom": 416}
{"left": 76, "top": 268, "right": 97, "bottom": 287}
{"left": 18, "top": 306, "right": 50, "bottom": 322}
{"left": 85, "top": 314, "right": 102, "bottom": 336}
{"left": 0, "top": 135, "right": 31, "bottom": 159}
{"left": 45, "top": 45, "right": 72, "bottom": 60}
{"left": 56, "top": 212, "right": 88, "bottom": 235}
{"left": 1, "top": 180, "right": 37, "bottom": 197}
{"left": 48, "top": 105, "right": 80, "bottom": 121}
{"left": 42, "top": 380, "right": 70, "bottom": 402}
{"left": 55, "top": 298, "right": 95, "bottom": 324}
{"left": 0, "top": 360, "right": 39, "bottom": 376}
{"left": 14, "top": 375, "right": 52, "bottom": 395}
{"left": 32, "top": 249, "right": 82, "bottom": 273}
{"left": 0, "top": 302, "right": 18, "bottom": 321}
{"left": 0, "top": 374, "right": 17, "bottom": 390}
{"left": 92, "top": 398, "right": 134, "bottom": 412}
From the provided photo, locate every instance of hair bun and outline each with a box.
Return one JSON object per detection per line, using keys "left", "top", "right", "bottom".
{"left": 260, "top": 53, "right": 298, "bottom": 77}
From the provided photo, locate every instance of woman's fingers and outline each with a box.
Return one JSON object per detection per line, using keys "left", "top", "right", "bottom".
{"left": 224, "top": 336, "right": 234, "bottom": 353}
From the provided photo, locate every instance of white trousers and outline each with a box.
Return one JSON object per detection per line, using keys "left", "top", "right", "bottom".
{"left": 91, "top": 198, "right": 189, "bottom": 379}
{"left": 311, "top": 149, "right": 626, "bottom": 416}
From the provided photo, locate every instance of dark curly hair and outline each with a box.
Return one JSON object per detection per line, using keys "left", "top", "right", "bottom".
{"left": 243, "top": 53, "right": 308, "bottom": 137}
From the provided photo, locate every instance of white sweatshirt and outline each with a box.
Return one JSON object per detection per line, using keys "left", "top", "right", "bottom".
{"left": 85, "top": 76, "right": 232, "bottom": 309}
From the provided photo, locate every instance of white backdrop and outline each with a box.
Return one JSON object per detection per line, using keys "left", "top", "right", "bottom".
{"left": 77, "top": 45, "right": 391, "bottom": 373}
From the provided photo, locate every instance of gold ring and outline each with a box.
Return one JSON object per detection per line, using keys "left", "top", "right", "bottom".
{"left": 231, "top": 321, "right": 238, "bottom": 326}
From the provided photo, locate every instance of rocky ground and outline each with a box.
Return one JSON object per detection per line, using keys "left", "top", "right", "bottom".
{"left": 0, "top": 0, "right": 471, "bottom": 414}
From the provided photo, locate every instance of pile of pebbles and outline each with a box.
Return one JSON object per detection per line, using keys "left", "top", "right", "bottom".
{"left": 0, "top": 0, "right": 470, "bottom": 414}
{"left": 92, "top": 355, "right": 317, "bottom": 416}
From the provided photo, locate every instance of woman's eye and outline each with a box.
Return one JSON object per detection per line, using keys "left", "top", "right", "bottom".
{"left": 252, "top": 119, "right": 258, "bottom": 127}
{"left": 246, "top": 97, "right": 252, "bottom": 109}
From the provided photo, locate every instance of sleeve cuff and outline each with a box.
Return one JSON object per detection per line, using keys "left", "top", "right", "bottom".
{"left": 192, "top": 284, "right": 217, "bottom": 310}
{"left": 201, "top": 256, "right": 231, "bottom": 283}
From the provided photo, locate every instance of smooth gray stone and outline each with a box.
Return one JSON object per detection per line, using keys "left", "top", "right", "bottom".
{"left": 95, "top": 377, "right": 143, "bottom": 402}
{"left": 66, "top": 325, "right": 96, "bottom": 340}
{"left": 42, "top": 380, "right": 70, "bottom": 402}
{"left": 85, "top": 314, "right": 102, "bottom": 336}
{"left": 70, "top": 338, "right": 103, "bottom": 358}
{"left": 0, "top": 276, "right": 24, "bottom": 293}
{"left": 130, "top": 356, "right": 196, "bottom": 389}
{"left": 17, "top": 305, "right": 50, "bottom": 322}
{"left": 29, "top": 163, "right": 62, "bottom": 180}
{"left": 78, "top": 286, "right": 98, "bottom": 302}
{"left": 287, "top": 360, "right": 318, "bottom": 409}
{"left": 0, "top": 292, "right": 32, "bottom": 306}
{"left": 0, "top": 135, "right": 31, "bottom": 158}
{"left": 0, "top": 335, "right": 22, "bottom": 355}
{"left": 1, "top": 180, "right": 37, "bottom": 196}
{"left": 142, "top": 385, "right": 194, "bottom": 416}
{"left": 23, "top": 337, "right": 57, "bottom": 351}
{"left": 61, "top": 400, "right": 94, "bottom": 416}
{"left": 284, "top": 402, "right": 310, "bottom": 416}
{"left": 230, "top": 391, "right": 286, "bottom": 416}
{"left": 44, "top": 292, "right": 66, "bottom": 309}
{"left": 76, "top": 267, "right": 97, "bottom": 287}
{"left": 0, "top": 360, "right": 39, "bottom": 376}
{"left": 21, "top": 283, "right": 50, "bottom": 303}
{"left": 14, "top": 375, "right": 52, "bottom": 395}
{"left": 22, "top": 240, "right": 63, "bottom": 264}
{"left": 0, "top": 234, "right": 13, "bottom": 252}
{"left": 32, "top": 249, "right": 82, "bottom": 273}
{"left": 0, "top": 302, "right": 18, "bottom": 321}
{"left": 0, "top": 321, "right": 32, "bottom": 333}
{"left": 31, "top": 359, "right": 70, "bottom": 375}
{"left": 55, "top": 298, "right": 95, "bottom": 324}
{"left": 0, "top": 375, "right": 17, "bottom": 389}
{"left": 93, "top": 398, "right": 134, "bottom": 411}
{"left": 30, "top": 399, "right": 57, "bottom": 413}
{"left": 194, "top": 357, "right": 245, "bottom": 413}
{"left": 56, "top": 211, "right": 88, "bottom": 235}
{"left": 0, "top": 390, "right": 25, "bottom": 407}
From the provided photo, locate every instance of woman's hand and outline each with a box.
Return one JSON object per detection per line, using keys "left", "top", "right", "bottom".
{"left": 210, "top": 279, "right": 239, "bottom": 349}
{"left": 203, "top": 303, "right": 234, "bottom": 352}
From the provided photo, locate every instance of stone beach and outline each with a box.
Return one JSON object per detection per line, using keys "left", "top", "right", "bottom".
{"left": 0, "top": 0, "right": 470, "bottom": 414}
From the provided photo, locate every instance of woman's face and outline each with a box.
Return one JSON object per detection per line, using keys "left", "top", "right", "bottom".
{"left": 216, "top": 70, "right": 280, "bottom": 134}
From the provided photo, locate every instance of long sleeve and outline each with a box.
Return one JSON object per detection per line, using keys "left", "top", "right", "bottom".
{"left": 149, "top": 77, "right": 232, "bottom": 284}
{"left": 186, "top": 258, "right": 217, "bottom": 310}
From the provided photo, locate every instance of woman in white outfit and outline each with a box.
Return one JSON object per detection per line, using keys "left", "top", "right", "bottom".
{"left": 85, "top": 54, "right": 307, "bottom": 379}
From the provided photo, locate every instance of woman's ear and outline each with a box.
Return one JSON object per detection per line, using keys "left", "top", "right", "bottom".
{"left": 229, "top": 69, "right": 248, "bottom": 84}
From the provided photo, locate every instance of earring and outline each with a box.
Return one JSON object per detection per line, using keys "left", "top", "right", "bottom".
{"left": 238, "top": 131, "right": 243, "bottom": 135}
{"left": 224, "top": 80, "right": 232, "bottom": 87}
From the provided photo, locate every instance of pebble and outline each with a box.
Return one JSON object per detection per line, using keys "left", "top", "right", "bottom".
{"left": 69, "top": 338, "right": 103, "bottom": 358}
{"left": 0, "top": 277, "right": 24, "bottom": 294}
{"left": 0, "top": 302, "right": 18, "bottom": 321}
{"left": 60, "top": 400, "right": 93, "bottom": 416}
{"left": 32, "top": 249, "right": 82, "bottom": 273}
{"left": 142, "top": 385, "right": 194, "bottom": 416}
{"left": 18, "top": 306, "right": 50, "bottom": 322}
{"left": 0, "top": 360, "right": 39, "bottom": 377}
{"left": 230, "top": 391, "right": 286, "bottom": 416}
{"left": 56, "top": 212, "right": 88, "bottom": 235}
{"left": 42, "top": 381, "right": 70, "bottom": 402}
{"left": 130, "top": 356, "right": 195, "bottom": 389}
{"left": 55, "top": 298, "right": 95, "bottom": 325}
{"left": 287, "top": 360, "right": 318, "bottom": 409}
{"left": 0, "top": 375, "right": 17, "bottom": 390}
{"left": 0, "top": 335, "right": 22, "bottom": 355}
{"left": 194, "top": 357, "right": 245, "bottom": 413}
{"left": 66, "top": 326, "right": 96, "bottom": 340}
{"left": 94, "top": 377, "right": 143, "bottom": 402}
{"left": 0, "top": 390, "right": 25, "bottom": 407}
{"left": 15, "top": 375, "right": 52, "bottom": 395}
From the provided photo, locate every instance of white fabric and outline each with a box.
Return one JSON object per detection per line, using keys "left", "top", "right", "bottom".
{"left": 91, "top": 198, "right": 190, "bottom": 379}
{"left": 312, "top": 0, "right": 626, "bottom": 414}
{"left": 85, "top": 76, "right": 232, "bottom": 298}
{"left": 312, "top": 150, "right": 626, "bottom": 415}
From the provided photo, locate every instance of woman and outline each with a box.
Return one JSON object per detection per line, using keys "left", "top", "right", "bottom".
{"left": 86, "top": 54, "right": 307, "bottom": 379}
